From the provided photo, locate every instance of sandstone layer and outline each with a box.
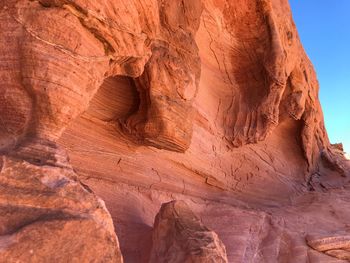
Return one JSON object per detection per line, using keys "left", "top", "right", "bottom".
{"left": 1, "top": 0, "right": 350, "bottom": 262}
{"left": 150, "top": 200, "right": 228, "bottom": 263}
{"left": 0, "top": 152, "right": 123, "bottom": 262}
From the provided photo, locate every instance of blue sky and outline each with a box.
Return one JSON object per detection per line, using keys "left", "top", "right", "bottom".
{"left": 289, "top": 0, "right": 350, "bottom": 154}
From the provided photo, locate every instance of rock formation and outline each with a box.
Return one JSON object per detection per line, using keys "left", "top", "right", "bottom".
{"left": 1, "top": 0, "right": 350, "bottom": 262}
{"left": 0, "top": 154, "right": 123, "bottom": 262}
{"left": 150, "top": 201, "right": 228, "bottom": 263}
{"left": 307, "top": 233, "right": 350, "bottom": 261}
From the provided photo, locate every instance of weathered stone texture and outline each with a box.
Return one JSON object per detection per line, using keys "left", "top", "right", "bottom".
{"left": 1, "top": 0, "right": 349, "bottom": 262}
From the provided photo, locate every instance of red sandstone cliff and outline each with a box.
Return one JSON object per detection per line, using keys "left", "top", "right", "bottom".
{"left": 1, "top": 0, "right": 350, "bottom": 262}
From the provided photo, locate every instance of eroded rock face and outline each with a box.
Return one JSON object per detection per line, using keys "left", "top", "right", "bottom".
{"left": 0, "top": 154, "right": 123, "bottom": 262}
{"left": 1, "top": 0, "right": 350, "bottom": 262}
{"left": 0, "top": 0, "right": 202, "bottom": 153}
{"left": 150, "top": 201, "right": 228, "bottom": 263}
{"left": 307, "top": 233, "right": 350, "bottom": 261}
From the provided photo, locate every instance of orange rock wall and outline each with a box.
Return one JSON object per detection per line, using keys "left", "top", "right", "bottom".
{"left": 1, "top": 0, "right": 350, "bottom": 262}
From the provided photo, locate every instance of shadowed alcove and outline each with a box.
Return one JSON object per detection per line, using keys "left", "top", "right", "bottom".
{"left": 59, "top": 75, "right": 153, "bottom": 263}
{"left": 86, "top": 76, "right": 140, "bottom": 122}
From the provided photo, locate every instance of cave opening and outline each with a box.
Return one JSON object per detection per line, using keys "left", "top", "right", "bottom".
{"left": 86, "top": 76, "right": 140, "bottom": 123}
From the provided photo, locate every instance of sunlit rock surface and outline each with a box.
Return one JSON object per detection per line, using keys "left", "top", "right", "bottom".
{"left": 1, "top": 0, "right": 350, "bottom": 262}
